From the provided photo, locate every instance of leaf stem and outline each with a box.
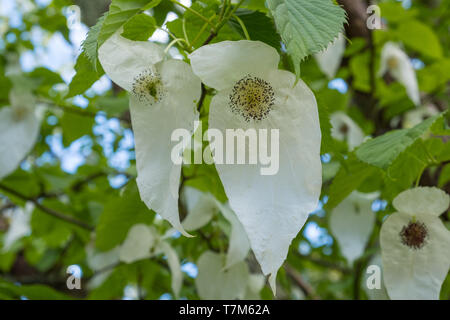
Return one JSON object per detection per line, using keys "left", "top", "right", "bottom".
{"left": 232, "top": 14, "right": 250, "bottom": 40}
{"left": 171, "top": 0, "right": 216, "bottom": 29}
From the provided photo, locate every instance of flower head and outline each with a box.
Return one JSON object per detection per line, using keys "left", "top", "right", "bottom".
{"left": 379, "top": 42, "right": 420, "bottom": 106}
{"left": 380, "top": 187, "right": 450, "bottom": 299}
{"left": 98, "top": 30, "right": 201, "bottom": 237}
{"left": 190, "top": 40, "right": 322, "bottom": 293}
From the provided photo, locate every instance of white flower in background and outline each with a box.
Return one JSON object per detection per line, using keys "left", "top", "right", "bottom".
{"left": 363, "top": 253, "right": 389, "bottom": 300}
{"left": 330, "top": 111, "right": 365, "bottom": 151}
{"left": 0, "top": 88, "right": 41, "bottom": 180}
{"left": 314, "top": 33, "right": 346, "bottom": 79}
{"left": 380, "top": 187, "right": 450, "bottom": 300}
{"left": 195, "top": 250, "right": 250, "bottom": 300}
{"left": 403, "top": 103, "right": 439, "bottom": 129}
{"left": 86, "top": 245, "right": 121, "bottom": 289}
{"left": 98, "top": 30, "right": 201, "bottom": 237}
{"left": 2, "top": 202, "right": 34, "bottom": 251}
{"left": 243, "top": 273, "right": 266, "bottom": 299}
{"left": 119, "top": 224, "right": 155, "bottom": 263}
{"left": 181, "top": 186, "right": 219, "bottom": 232}
{"left": 190, "top": 40, "right": 322, "bottom": 293}
{"left": 330, "top": 191, "right": 378, "bottom": 265}
{"left": 177, "top": 187, "right": 250, "bottom": 269}
{"left": 119, "top": 223, "right": 183, "bottom": 298}
{"left": 379, "top": 42, "right": 420, "bottom": 106}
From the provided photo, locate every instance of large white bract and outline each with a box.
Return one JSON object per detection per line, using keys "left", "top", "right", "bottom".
{"left": 380, "top": 187, "right": 450, "bottom": 300}
{"left": 0, "top": 89, "right": 40, "bottom": 180}
{"left": 379, "top": 42, "right": 420, "bottom": 106}
{"left": 190, "top": 40, "right": 322, "bottom": 293}
{"left": 98, "top": 31, "right": 201, "bottom": 236}
{"left": 329, "top": 191, "right": 378, "bottom": 264}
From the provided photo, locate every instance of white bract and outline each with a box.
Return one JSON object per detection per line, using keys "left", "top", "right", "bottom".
{"left": 176, "top": 187, "right": 250, "bottom": 269}
{"left": 0, "top": 89, "right": 40, "bottom": 180}
{"left": 195, "top": 250, "right": 249, "bottom": 300}
{"left": 330, "top": 191, "right": 378, "bottom": 264}
{"left": 330, "top": 111, "right": 365, "bottom": 151}
{"left": 118, "top": 223, "right": 183, "bottom": 297}
{"left": 2, "top": 202, "right": 33, "bottom": 251}
{"left": 98, "top": 30, "right": 201, "bottom": 236}
{"left": 190, "top": 40, "right": 322, "bottom": 293}
{"left": 380, "top": 187, "right": 450, "bottom": 300}
{"left": 314, "top": 33, "right": 346, "bottom": 79}
{"left": 379, "top": 42, "right": 420, "bottom": 106}
{"left": 403, "top": 103, "right": 439, "bottom": 129}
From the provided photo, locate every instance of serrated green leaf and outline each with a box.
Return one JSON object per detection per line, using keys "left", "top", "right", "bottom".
{"left": 355, "top": 114, "right": 442, "bottom": 169}
{"left": 121, "top": 13, "right": 156, "bottom": 41}
{"left": 267, "top": 0, "right": 346, "bottom": 76}
{"left": 82, "top": 13, "right": 106, "bottom": 70}
{"left": 97, "top": 0, "right": 152, "bottom": 48}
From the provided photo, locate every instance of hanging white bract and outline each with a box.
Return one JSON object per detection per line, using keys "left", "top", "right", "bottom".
{"left": 0, "top": 89, "right": 40, "bottom": 180}
{"left": 330, "top": 111, "right": 365, "bottom": 151}
{"left": 314, "top": 33, "right": 346, "bottom": 79}
{"left": 330, "top": 191, "right": 378, "bottom": 264}
{"left": 190, "top": 40, "right": 322, "bottom": 293}
{"left": 379, "top": 42, "right": 420, "bottom": 106}
{"left": 98, "top": 30, "right": 201, "bottom": 236}
{"left": 380, "top": 187, "right": 450, "bottom": 300}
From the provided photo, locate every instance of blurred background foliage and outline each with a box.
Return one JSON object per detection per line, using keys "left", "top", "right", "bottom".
{"left": 0, "top": 0, "right": 449, "bottom": 300}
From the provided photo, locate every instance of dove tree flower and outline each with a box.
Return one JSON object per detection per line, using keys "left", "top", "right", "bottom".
{"left": 379, "top": 42, "right": 420, "bottom": 106}
{"left": 330, "top": 111, "right": 365, "bottom": 151}
{"left": 118, "top": 223, "right": 182, "bottom": 297}
{"left": 98, "top": 31, "right": 201, "bottom": 236}
{"left": 314, "top": 33, "right": 346, "bottom": 79}
{"left": 0, "top": 88, "right": 40, "bottom": 180}
{"left": 195, "top": 250, "right": 250, "bottom": 300}
{"left": 380, "top": 187, "right": 450, "bottom": 300}
{"left": 403, "top": 103, "right": 439, "bottom": 129}
{"left": 178, "top": 187, "right": 250, "bottom": 269}
{"left": 2, "top": 202, "right": 33, "bottom": 251}
{"left": 189, "top": 40, "right": 322, "bottom": 292}
{"left": 329, "top": 191, "right": 378, "bottom": 264}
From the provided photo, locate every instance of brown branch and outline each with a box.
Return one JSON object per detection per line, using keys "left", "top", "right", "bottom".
{"left": 285, "top": 264, "right": 320, "bottom": 300}
{"left": 0, "top": 183, "right": 94, "bottom": 231}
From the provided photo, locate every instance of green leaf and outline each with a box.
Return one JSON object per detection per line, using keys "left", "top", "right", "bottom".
{"left": 82, "top": 13, "right": 106, "bottom": 70}
{"left": 60, "top": 110, "right": 95, "bottom": 146}
{"left": 266, "top": 0, "right": 346, "bottom": 76}
{"left": 66, "top": 52, "right": 103, "bottom": 99}
{"left": 396, "top": 20, "right": 442, "bottom": 59}
{"left": 325, "top": 156, "right": 378, "bottom": 210}
{"left": 121, "top": 13, "right": 157, "bottom": 41}
{"left": 438, "top": 163, "right": 450, "bottom": 188}
{"left": 0, "top": 280, "right": 72, "bottom": 300}
{"left": 229, "top": 10, "right": 281, "bottom": 49}
{"left": 96, "top": 181, "right": 154, "bottom": 251}
{"left": 355, "top": 114, "right": 442, "bottom": 169}
{"left": 97, "top": 0, "right": 152, "bottom": 48}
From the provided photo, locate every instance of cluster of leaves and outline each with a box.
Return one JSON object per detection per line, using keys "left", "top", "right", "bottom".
{"left": 0, "top": 0, "right": 449, "bottom": 300}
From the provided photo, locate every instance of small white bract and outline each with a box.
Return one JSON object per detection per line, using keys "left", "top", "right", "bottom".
{"left": 314, "top": 33, "right": 346, "bottom": 79}
{"left": 2, "top": 202, "right": 34, "bottom": 251}
{"left": 402, "top": 103, "right": 439, "bottom": 129}
{"left": 330, "top": 191, "right": 378, "bottom": 264}
{"left": 189, "top": 40, "right": 322, "bottom": 294}
{"left": 380, "top": 187, "right": 450, "bottom": 300}
{"left": 98, "top": 30, "right": 202, "bottom": 236}
{"left": 330, "top": 111, "right": 365, "bottom": 151}
{"left": 379, "top": 42, "right": 420, "bottom": 106}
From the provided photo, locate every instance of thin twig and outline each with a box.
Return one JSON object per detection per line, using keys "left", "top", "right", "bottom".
{"left": 285, "top": 264, "right": 321, "bottom": 300}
